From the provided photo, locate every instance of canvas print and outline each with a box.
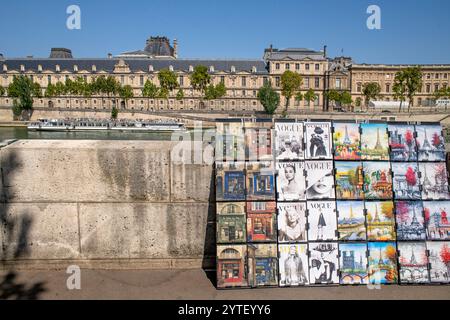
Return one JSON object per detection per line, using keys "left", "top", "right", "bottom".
{"left": 305, "top": 161, "right": 336, "bottom": 200}
{"left": 305, "top": 122, "right": 333, "bottom": 160}
{"left": 309, "top": 242, "right": 340, "bottom": 285}
{"left": 361, "top": 123, "right": 390, "bottom": 161}
{"left": 276, "top": 162, "right": 306, "bottom": 201}
{"left": 368, "top": 242, "right": 398, "bottom": 285}
{"left": 217, "top": 244, "right": 248, "bottom": 288}
{"left": 392, "top": 162, "right": 421, "bottom": 200}
{"left": 216, "top": 122, "right": 245, "bottom": 161}
{"left": 423, "top": 201, "right": 450, "bottom": 240}
{"left": 419, "top": 162, "right": 450, "bottom": 200}
{"left": 277, "top": 202, "right": 308, "bottom": 243}
{"left": 416, "top": 125, "right": 446, "bottom": 162}
{"left": 246, "top": 161, "right": 275, "bottom": 201}
{"left": 339, "top": 243, "right": 368, "bottom": 285}
{"left": 333, "top": 122, "right": 361, "bottom": 160}
{"left": 335, "top": 162, "right": 365, "bottom": 200}
{"left": 216, "top": 162, "right": 246, "bottom": 201}
{"left": 274, "top": 122, "right": 305, "bottom": 160}
{"left": 363, "top": 162, "right": 393, "bottom": 200}
{"left": 366, "top": 201, "right": 396, "bottom": 241}
{"left": 247, "top": 244, "right": 278, "bottom": 287}
{"left": 427, "top": 241, "right": 450, "bottom": 283}
{"left": 217, "top": 202, "right": 247, "bottom": 244}
{"left": 244, "top": 121, "right": 273, "bottom": 161}
{"left": 395, "top": 201, "right": 426, "bottom": 241}
{"left": 278, "top": 244, "right": 309, "bottom": 286}
{"left": 246, "top": 202, "right": 277, "bottom": 243}
{"left": 388, "top": 124, "right": 418, "bottom": 162}
{"left": 398, "top": 242, "right": 430, "bottom": 284}
{"left": 307, "top": 201, "right": 338, "bottom": 241}
{"left": 337, "top": 201, "right": 367, "bottom": 241}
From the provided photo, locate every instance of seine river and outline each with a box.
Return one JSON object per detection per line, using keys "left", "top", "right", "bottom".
{"left": 0, "top": 127, "right": 207, "bottom": 141}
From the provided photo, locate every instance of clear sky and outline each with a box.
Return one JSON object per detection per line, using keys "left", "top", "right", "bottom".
{"left": 1, "top": 0, "right": 449, "bottom": 64}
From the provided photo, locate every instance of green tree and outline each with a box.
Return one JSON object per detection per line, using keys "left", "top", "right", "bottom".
{"left": 303, "top": 89, "right": 317, "bottom": 108}
{"left": 402, "top": 67, "right": 423, "bottom": 112}
{"left": 176, "top": 88, "right": 184, "bottom": 101}
{"left": 340, "top": 91, "right": 353, "bottom": 107}
{"left": 0, "top": 86, "right": 5, "bottom": 96}
{"left": 142, "top": 80, "right": 159, "bottom": 98}
{"left": 158, "top": 69, "right": 178, "bottom": 98}
{"left": 8, "top": 75, "right": 41, "bottom": 115}
{"left": 204, "top": 82, "right": 227, "bottom": 100}
{"left": 54, "top": 82, "right": 67, "bottom": 96}
{"left": 280, "top": 70, "right": 302, "bottom": 114}
{"left": 257, "top": 82, "right": 280, "bottom": 115}
{"left": 45, "top": 83, "right": 57, "bottom": 98}
{"left": 393, "top": 73, "right": 407, "bottom": 112}
{"left": 355, "top": 97, "right": 362, "bottom": 108}
{"left": 362, "top": 82, "right": 381, "bottom": 110}
{"left": 214, "top": 82, "right": 226, "bottom": 99}
{"left": 190, "top": 65, "right": 211, "bottom": 97}
{"left": 111, "top": 106, "right": 119, "bottom": 119}
{"left": 119, "top": 85, "right": 134, "bottom": 108}
{"left": 326, "top": 90, "right": 341, "bottom": 108}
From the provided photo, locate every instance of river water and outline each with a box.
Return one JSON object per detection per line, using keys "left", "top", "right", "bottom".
{"left": 0, "top": 127, "right": 207, "bottom": 141}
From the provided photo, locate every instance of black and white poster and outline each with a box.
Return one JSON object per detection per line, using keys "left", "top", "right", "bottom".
{"left": 305, "top": 161, "right": 336, "bottom": 200}
{"left": 309, "top": 242, "right": 340, "bottom": 285}
{"left": 419, "top": 162, "right": 450, "bottom": 200}
{"left": 277, "top": 202, "right": 308, "bottom": 243}
{"left": 307, "top": 201, "right": 338, "bottom": 241}
{"left": 274, "top": 122, "right": 305, "bottom": 160}
{"left": 276, "top": 162, "right": 306, "bottom": 201}
{"left": 398, "top": 242, "right": 430, "bottom": 284}
{"left": 305, "top": 122, "right": 333, "bottom": 160}
{"left": 278, "top": 244, "right": 309, "bottom": 286}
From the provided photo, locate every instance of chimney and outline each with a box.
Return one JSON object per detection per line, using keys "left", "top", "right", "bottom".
{"left": 108, "top": 53, "right": 113, "bottom": 59}
{"left": 323, "top": 45, "right": 327, "bottom": 58}
{"left": 270, "top": 44, "right": 273, "bottom": 53}
{"left": 173, "top": 39, "right": 178, "bottom": 58}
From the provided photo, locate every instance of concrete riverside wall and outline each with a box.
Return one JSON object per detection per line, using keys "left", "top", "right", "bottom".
{"left": 0, "top": 140, "right": 215, "bottom": 270}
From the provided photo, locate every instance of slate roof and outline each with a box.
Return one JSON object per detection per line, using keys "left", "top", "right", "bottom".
{"left": 0, "top": 58, "right": 269, "bottom": 74}
{"left": 264, "top": 48, "right": 326, "bottom": 61}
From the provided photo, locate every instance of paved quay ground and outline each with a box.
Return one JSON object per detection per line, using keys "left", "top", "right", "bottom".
{"left": 0, "top": 268, "right": 449, "bottom": 300}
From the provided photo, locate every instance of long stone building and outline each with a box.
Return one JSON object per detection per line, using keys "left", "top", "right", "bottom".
{"left": 0, "top": 36, "right": 449, "bottom": 112}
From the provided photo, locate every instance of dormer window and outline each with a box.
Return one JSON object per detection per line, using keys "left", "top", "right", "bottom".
{"left": 252, "top": 66, "right": 257, "bottom": 73}
{"left": 169, "top": 65, "right": 174, "bottom": 72}
{"left": 209, "top": 66, "right": 215, "bottom": 73}
{"left": 149, "top": 65, "right": 154, "bottom": 72}
{"left": 56, "top": 65, "right": 60, "bottom": 72}
{"left": 92, "top": 65, "right": 97, "bottom": 72}
{"left": 74, "top": 65, "right": 78, "bottom": 72}
{"left": 38, "top": 65, "right": 43, "bottom": 72}
{"left": 231, "top": 66, "right": 236, "bottom": 73}
{"left": 20, "top": 65, "right": 25, "bottom": 72}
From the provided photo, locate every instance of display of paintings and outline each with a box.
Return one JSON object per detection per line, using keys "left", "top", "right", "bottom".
{"left": 388, "top": 124, "right": 418, "bottom": 162}
{"left": 392, "top": 162, "right": 421, "bottom": 200}
{"left": 216, "top": 162, "right": 246, "bottom": 201}
{"left": 278, "top": 244, "right": 309, "bottom": 286}
{"left": 333, "top": 122, "right": 361, "bottom": 160}
{"left": 337, "top": 201, "right": 367, "bottom": 241}
{"left": 247, "top": 244, "right": 279, "bottom": 287}
{"left": 363, "top": 162, "right": 393, "bottom": 200}
{"left": 368, "top": 242, "right": 398, "bottom": 284}
{"left": 217, "top": 202, "right": 247, "bottom": 244}
{"left": 274, "top": 122, "right": 305, "bottom": 160}
{"left": 335, "top": 162, "right": 365, "bottom": 200}
{"left": 423, "top": 201, "right": 450, "bottom": 240}
{"left": 309, "top": 242, "right": 340, "bottom": 285}
{"left": 398, "top": 242, "right": 430, "bottom": 284}
{"left": 307, "top": 201, "right": 338, "bottom": 241}
{"left": 276, "top": 162, "right": 306, "bottom": 201}
{"left": 217, "top": 244, "right": 248, "bottom": 288}
{"left": 395, "top": 201, "right": 426, "bottom": 241}
{"left": 366, "top": 201, "right": 396, "bottom": 241}
{"left": 244, "top": 121, "right": 273, "bottom": 161}
{"left": 305, "top": 161, "right": 336, "bottom": 200}
{"left": 216, "top": 122, "right": 245, "bottom": 161}
{"left": 416, "top": 125, "right": 446, "bottom": 162}
{"left": 305, "top": 122, "right": 333, "bottom": 160}
{"left": 277, "top": 202, "right": 307, "bottom": 243}
{"left": 246, "top": 202, "right": 277, "bottom": 243}
{"left": 246, "top": 161, "right": 275, "bottom": 201}
{"left": 361, "top": 123, "right": 390, "bottom": 161}
{"left": 419, "top": 162, "right": 450, "bottom": 200}
{"left": 427, "top": 241, "right": 450, "bottom": 283}
{"left": 339, "top": 243, "right": 368, "bottom": 285}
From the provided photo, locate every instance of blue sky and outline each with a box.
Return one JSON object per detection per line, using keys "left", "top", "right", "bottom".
{"left": 1, "top": 0, "right": 449, "bottom": 64}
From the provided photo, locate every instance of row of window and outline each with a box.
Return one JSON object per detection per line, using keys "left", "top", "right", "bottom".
{"left": 354, "top": 72, "right": 449, "bottom": 80}
{"left": 356, "top": 82, "right": 449, "bottom": 93}
{"left": 272, "top": 62, "right": 322, "bottom": 72}
{"left": 274, "top": 76, "right": 322, "bottom": 88}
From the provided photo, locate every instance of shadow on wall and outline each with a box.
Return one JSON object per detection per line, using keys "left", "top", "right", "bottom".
{"left": 0, "top": 147, "right": 47, "bottom": 300}
{"left": 202, "top": 168, "right": 216, "bottom": 287}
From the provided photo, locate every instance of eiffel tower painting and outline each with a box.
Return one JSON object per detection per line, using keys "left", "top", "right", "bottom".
{"left": 343, "top": 125, "right": 352, "bottom": 145}
{"left": 374, "top": 128, "right": 383, "bottom": 151}
{"left": 422, "top": 129, "right": 432, "bottom": 150}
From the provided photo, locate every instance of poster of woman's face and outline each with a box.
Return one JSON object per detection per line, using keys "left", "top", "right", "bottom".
{"left": 305, "top": 161, "right": 336, "bottom": 200}
{"left": 305, "top": 122, "right": 332, "bottom": 160}
{"left": 276, "top": 162, "right": 306, "bottom": 201}
{"left": 277, "top": 203, "right": 307, "bottom": 243}
{"left": 275, "top": 123, "right": 304, "bottom": 160}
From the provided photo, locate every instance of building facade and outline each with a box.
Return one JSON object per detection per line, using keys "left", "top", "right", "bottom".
{"left": 0, "top": 36, "right": 449, "bottom": 113}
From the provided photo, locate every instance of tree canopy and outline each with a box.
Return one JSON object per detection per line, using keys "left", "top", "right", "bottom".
{"left": 190, "top": 65, "right": 211, "bottom": 96}
{"left": 280, "top": 71, "right": 302, "bottom": 113}
{"left": 257, "top": 82, "right": 280, "bottom": 115}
